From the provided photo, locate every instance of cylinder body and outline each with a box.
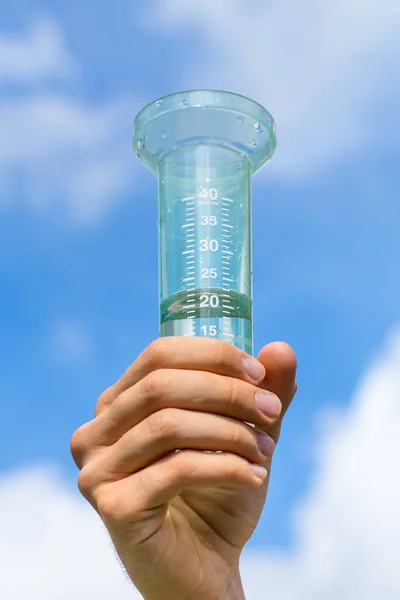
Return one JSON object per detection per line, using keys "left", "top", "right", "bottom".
{"left": 133, "top": 90, "right": 277, "bottom": 356}
{"left": 158, "top": 145, "right": 253, "bottom": 354}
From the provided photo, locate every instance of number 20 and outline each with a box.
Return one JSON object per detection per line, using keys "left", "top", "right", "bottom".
{"left": 200, "top": 294, "right": 219, "bottom": 308}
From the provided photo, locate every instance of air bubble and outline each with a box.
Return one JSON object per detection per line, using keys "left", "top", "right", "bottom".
{"left": 156, "top": 99, "right": 163, "bottom": 108}
{"left": 181, "top": 98, "right": 190, "bottom": 107}
{"left": 253, "top": 122, "right": 263, "bottom": 133}
{"left": 249, "top": 140, "right": 258, "bottom": 149}
{"left": 236, "top": 116, "right": 244, "bottom": 124}
{"left": 162, "top": 130, "right": 168, "bottom": 138}
{"left": 137, "top": 135, "right": 147, "bottom": 150}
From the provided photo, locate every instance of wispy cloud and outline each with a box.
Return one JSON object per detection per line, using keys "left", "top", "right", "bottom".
{"left": 0, "top": 19, "right": 74, "bottom": 81}
{"left": 0, "top": 20, "right": 138, "bottom": 224}
{"left": 0, "top": 327, "right": 399, "bottom": 598}
{"left": 0, "top": 93, "right": 135, "bottom": 223}
{"left": 150, "top": 0, "right": 400, "bottom": 181}
{"left": 46, "top": 319, "right": 94, "bottom": 364}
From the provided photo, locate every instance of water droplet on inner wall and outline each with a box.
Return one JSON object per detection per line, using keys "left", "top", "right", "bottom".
{"left": 253, "top": 122, "right": 263, "bottom": 133}
{"left": 137, "top": 135, "right": 147, "bottom": 150}
{"left": 156, "top": 99, "right": 163, "bottom": 108}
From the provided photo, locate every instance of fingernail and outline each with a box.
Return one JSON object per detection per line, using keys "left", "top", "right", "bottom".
{"left": 250, "top": 464, "right": 268, "bottom": 482}
{"left": 242, "top": 357, "right": 266, "bottom": 382}
{"left": 255, "top": 431, "right": 275, "bottom": 457}
{"left": 255, "top": 391, "right": 282, "bottom": 419}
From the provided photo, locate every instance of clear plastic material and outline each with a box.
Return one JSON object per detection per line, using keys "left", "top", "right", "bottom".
{"left": 133, "top": 90, "right": 276, "bottom": 355}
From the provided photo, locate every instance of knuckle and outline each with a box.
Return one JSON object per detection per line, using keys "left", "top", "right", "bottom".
{"left": 171, "top": 451, "right": 196, "bottom": 481}
{"left": 228, "top": 418, "right": 243, "bottom": 447}
{"left": 224, "top": 453, "right": 241, "bottom": 480}
{"left": 143, "top": 338, "right": 170, "bottom": 369}
{"left": 226, "top": 376, "right": 238, "bottom": 406}
{"left": 147, "top": 408, "right": 180, "bottom": 440}
{"left": 96, "top": 488, "right": 127, "bottom": 523}
{"left": 214, "top": 339, "right": 236, "bottom": 371}
{"left": 139, "top": 370, "right": 170, "bottom": 402}
{"left": 225, "top": 376, "right": 253, "bottom": 416}
{"left": 70, "top": 424, "right": 90, "bottom": 465}
{"left": 77, "top": 463, "right": 98, "bottom": 500}
{"left": 95, "top": 386, "right": 115, "bottom": 416}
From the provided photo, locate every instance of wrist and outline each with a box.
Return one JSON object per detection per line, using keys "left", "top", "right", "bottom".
{"left": 221, "top": 571, "right": 246, "bottom": 600}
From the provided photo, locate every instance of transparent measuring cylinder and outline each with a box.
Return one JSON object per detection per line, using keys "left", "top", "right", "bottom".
{"left": 133, "top": 90, "right": 276, "bottom": 355}
{"left": 158, "top": 146, "right": 252, "bottom": 353}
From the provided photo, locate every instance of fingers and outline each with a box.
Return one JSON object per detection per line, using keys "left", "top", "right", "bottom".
{"left": 85, "top": 450, "right": 268, "bottom": 527}
{"left": 71, "top": 339, "right": 298, "bottom": 528}
{"left": 95, "top": 337, "right": 267, "bottom": 416}
{"left": 257, "top": 342, "right": 298, "bottom": 443}
{"left": 72, "top": 369, "right": 282, "bottom": 466}
{"left": 82, "top": 408, "right": 275, "bottom": 483}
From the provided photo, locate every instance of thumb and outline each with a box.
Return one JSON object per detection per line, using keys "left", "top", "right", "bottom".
{"left": 256, "top": 342, "right": 298, "bottom": 443}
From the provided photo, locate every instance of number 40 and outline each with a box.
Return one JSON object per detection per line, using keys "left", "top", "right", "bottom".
{"left": 199, "top": 188, "right": 219, "bottom": 201}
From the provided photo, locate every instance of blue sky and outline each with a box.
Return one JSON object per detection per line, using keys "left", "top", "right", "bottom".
{"left": 1, "top": 1, "right": 400, "bottom": 598}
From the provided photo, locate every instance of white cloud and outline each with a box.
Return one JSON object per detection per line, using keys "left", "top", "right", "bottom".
{"left": 151, "top": 0, "right": 400, "bottom": 181}
{"left": 0, "top": 466, "right": 139, "bottom": 599}
{"left": 1, "top": 327, "right": 400, "bottom": 598}
{"left": 241, "top": 325, "right": 400, "bottom": 599}
{"left": 0, "top": 19, "right": 74, "bottom": 81}
{"left": 0, "top": 20, "right": 139, "bottom": 224}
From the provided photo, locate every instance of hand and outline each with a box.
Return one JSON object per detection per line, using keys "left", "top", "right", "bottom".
{"left": 70, "top": 337, "right": 297, "bottom": 600}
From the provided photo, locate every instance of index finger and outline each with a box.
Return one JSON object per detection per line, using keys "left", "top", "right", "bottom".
{"left": 96, "top": 337, "right": 267, "bottom": 416}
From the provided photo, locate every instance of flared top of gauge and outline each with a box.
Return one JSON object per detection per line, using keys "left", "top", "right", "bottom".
{"left": 133, "top": 90, "right": 277, "bottom": 175}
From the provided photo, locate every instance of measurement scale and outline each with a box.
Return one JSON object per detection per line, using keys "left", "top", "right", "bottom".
{"left": 133, "top": 90, "right": 276, "bottom": 355}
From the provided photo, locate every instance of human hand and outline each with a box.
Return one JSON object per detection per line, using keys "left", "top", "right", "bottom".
{"left": 70, "top": 337, "right": 297, "bottom": 600}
